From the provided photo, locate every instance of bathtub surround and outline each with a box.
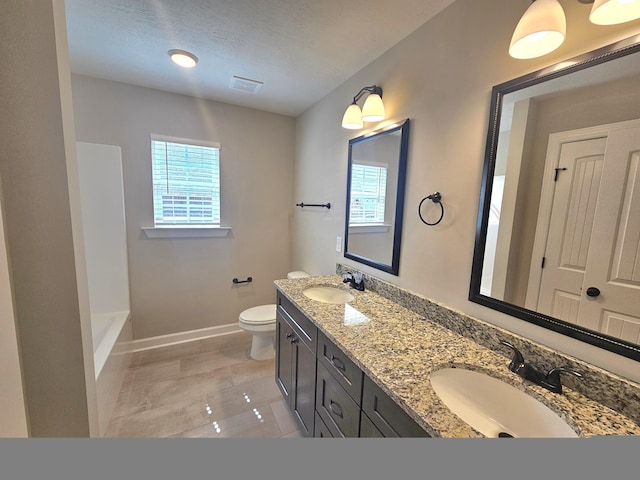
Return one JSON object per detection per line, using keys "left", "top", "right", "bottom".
{"left": 75, "top": 143, "right": 130, "bottom": 318}
{"left": 75, "top": 141, "right": 132, "bottom": 435}
{"left": 335, "top": 264, "right": 640, "bottom": 426}
{"left": 94, "top": 312, "right": 133, "bottom": 436}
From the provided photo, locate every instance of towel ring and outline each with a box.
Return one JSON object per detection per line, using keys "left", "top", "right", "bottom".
{"left": 418, "top": 192, "right": 444, "bottom": 226}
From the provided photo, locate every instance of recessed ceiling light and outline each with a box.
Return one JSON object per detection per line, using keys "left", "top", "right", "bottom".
{"left": 168, "top": 49, "right": 198, "bottom": 68}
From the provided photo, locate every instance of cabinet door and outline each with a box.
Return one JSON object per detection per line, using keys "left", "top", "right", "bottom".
{"left": 275, "top": 313, "right": 294, "bottom": 404}
{"left": 292, "top": 337, "right": 316, "bottom": 437}
{"left": 359, "top": 411, "right": 385, "bottom": 438}
{"left": 314, "top": 411, "right": 334, "bottom": 438}
{"left": 361, "top": 375, "right": 430, "bottom": 437}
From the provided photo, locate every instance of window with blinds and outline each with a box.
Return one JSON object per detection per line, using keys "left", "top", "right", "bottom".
{"left": 349, "top": 164, "right": 387, "bottom": 224}
{"left": 151, "top": 137, "right": 220, "bottom": 225}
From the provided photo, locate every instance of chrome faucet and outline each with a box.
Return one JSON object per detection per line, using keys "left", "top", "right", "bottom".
{"left": 342, "top": 272, "right": 365, "bottom": 291}
{"left": 499, "top": 341, "right": 582, "bottom": 394}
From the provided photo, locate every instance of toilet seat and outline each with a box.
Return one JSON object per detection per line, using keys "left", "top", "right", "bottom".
{"left": 239, "top": 304, "right": 276, "bottom": 325}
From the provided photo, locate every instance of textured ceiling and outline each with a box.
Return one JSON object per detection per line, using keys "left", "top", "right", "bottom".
{"left": 64, "top": 0, "right": 456, "bottom": 116}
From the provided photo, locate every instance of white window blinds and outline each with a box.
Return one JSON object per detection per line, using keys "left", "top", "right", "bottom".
{"left": 151, "top": 137, "right": 220, "bottom": 225}
{"left": 349, "top": 164, "right": 387, "bottom": 224}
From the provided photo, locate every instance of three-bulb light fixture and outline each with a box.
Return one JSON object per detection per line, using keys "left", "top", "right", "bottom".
{"left": 510, "top": 0, "right": 640, "bottom": 59}
{"left": 341, "top": 85, "right": 386, "bottom": 129}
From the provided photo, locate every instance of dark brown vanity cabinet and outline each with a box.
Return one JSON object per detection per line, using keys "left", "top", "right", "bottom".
{"left": 275, "top": 291, "right": 430, "bottom": 438}
{"left": 275, "top": 293, "right": 317, "bottom": 437}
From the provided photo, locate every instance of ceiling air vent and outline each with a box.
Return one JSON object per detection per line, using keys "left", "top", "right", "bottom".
{"left": 230, "top": 75, "right": 263, "bottom": 94}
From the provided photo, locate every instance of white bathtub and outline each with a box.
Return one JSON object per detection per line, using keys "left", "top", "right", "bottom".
{"left": 92, "top": 311, "right": 132, "bottom": 436}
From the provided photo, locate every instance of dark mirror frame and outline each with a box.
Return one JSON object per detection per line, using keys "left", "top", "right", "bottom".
{"left": 344, "top": 118, "right": 410, "bottom": 275}
{"left": 469, "top": 35, "right": 640, "bottom": 363}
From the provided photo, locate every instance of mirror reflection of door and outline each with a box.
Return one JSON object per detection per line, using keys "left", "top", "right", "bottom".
{"left": 527, "top": 121, "right": 640, "bottom": 344}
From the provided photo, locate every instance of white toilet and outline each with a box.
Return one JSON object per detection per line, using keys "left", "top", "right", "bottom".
{"left": 238, "top": 271, "right": 310, "bottom": 360}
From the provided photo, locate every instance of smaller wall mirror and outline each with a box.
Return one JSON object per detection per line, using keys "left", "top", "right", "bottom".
{"left": 344, "top": 119, "right": 410, "bottom": 275}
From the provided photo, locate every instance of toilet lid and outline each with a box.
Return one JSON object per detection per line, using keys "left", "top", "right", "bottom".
{"left": 239, "top": 304, "right": 277, "bottom": 325}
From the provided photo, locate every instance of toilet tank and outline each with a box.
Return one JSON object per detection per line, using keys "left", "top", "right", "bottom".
{"left": 287, "top": 271, "right": 310, "bottom": 279}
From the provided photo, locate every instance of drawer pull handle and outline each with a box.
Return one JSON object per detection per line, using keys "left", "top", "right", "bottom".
{"left": 329, "top": 400, "right": 343, "bottom": 418}
{"left": 286, "top": 333, "right": 293, "bottom": 339}
{"left": 291, "top": 337, "right": 298, "bottom": 344}
{"left": 330, "top": 356, "right": 346, "bottom": 371}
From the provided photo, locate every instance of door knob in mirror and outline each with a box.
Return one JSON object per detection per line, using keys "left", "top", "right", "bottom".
{"left": 586, "top": 287, "right": 600, "bottom": 298}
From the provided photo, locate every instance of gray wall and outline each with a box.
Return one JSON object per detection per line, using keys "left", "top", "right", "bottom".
{"left": 292, "top": 0, "right": 640, "bottom": 382}
{"left": 0, "top": 0, "right": 93, "bottom": 436}
{"left": 71, "top": 75, "right": 296, "bottom": 339}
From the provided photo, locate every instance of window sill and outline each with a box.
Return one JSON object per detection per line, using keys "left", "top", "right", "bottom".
{"left": 348, "top": 224, "right": 390, "bottom": 234}
{"left": 141, "top": 225, "right": 231, "bottom": 238}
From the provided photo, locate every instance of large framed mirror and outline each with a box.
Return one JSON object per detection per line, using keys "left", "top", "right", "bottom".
{"left": 344, "top": 119, "right": 410, "bottom": 275}
{"left": 470, "top": 35, "right": 640, "bottom": 362}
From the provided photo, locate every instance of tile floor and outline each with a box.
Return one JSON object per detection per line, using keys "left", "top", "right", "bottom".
{"left": 105, "top": 332, "right": 304, "bottom": 438}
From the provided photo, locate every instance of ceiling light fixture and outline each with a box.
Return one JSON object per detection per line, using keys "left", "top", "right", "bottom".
{"left": 341, "top": 85, "right": 385, "bottom": 129}
{"left": 168, "top": 49, "right": 198, "bottom": 68}
{"left": 509, "top": 0, "right": 640, "bottom": 59}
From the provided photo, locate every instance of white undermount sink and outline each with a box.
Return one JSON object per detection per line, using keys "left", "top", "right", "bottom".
{"left": 429, "top": 367, "right": 578, "bottom": 438}
{"left": 302, "top": 286, "right": 355, "bottom": 304}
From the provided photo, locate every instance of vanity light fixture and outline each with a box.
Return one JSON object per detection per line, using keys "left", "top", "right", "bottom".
{"left": 509, "top": 0, "right": 566, "bottom": 60}
{"left": 168, "top": 49, "right": 198, "bottom": 68}
{"left": 590, "top": 0, "right": 640, "bottom": 25}
{"left": 341, "top": 85, "right": 385, "bottom": 129}
{"left": 510, "top": 0, "right": 640, "bottom": 59}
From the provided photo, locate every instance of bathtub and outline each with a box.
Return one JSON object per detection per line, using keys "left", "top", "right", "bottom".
{"left": 92, "top": 311, "right": 132, "bottom": 436}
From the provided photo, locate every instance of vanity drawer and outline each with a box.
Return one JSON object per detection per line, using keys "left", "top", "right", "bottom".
{"left": 277, "top": 292, "right": 317, "bottom": 352}
{"left": 317, "top": 330, "right": 363, "bottom": 403}
{"left": 361, "top": 375, "right": 430, "bottom": 437}
{"left": 315, "top": 361, "right": 360, "bottom": 438}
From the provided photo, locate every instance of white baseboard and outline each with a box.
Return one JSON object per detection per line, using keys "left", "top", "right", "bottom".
{"left": 131, "top": 323, "right": 243, "bottom": 352}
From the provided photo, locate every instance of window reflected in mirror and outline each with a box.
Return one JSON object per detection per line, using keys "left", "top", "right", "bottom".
{"left": 344, "top": 119, "right": 410, "bottom": 275}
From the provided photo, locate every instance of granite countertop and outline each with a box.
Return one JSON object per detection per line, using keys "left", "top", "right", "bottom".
{"left": 274, "top": 275, "right": 640, "bottom": 438}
